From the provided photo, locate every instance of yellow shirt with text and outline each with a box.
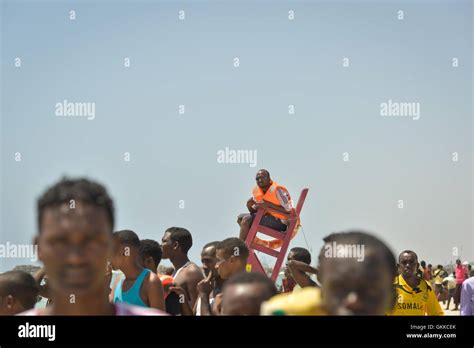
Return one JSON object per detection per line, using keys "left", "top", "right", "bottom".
{"left": 389, "top": 274, "right": 443, "bottom": 316}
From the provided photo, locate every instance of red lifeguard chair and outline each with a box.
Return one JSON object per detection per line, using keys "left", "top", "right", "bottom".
{"left": 245, "top": 188, "right": 309, "bottom": 281}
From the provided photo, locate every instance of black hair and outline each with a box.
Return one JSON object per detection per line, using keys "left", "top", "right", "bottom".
{"left": 224, "top": 271, "right": 277, "bottom": 299}
{"left": 113, "top": 230, "right": 140, "bottom": 248}
{"left": 165, "top": 227, "right": 193, "bottom": 254}
{"left": 202, "top": 241, "right": 219, "bottom": 256}
{"left": 203, "top": 241, "right": 219, "bottom": 250}
{"left": 0, "top": 271, "right": 39, "bottom": 309}
{"left": 420, "top": 260, "right": 426, "bottom": 267}
{"left": 322, "top": 231, "right": 397, "bottom": 278}
{"left": 216, "top": 238, "right": 249, "bottom": 262}
{"left": 399, "top": 250, "right": 419, "bottom": 263}
{"left": 37, "top": 177, "right": 115, "bottom": 231}
{"left": 140, "top": 239, "right": 162, "bottom": 266}
{"left": 289, "top": 247, "right": 311, "bottom": 264}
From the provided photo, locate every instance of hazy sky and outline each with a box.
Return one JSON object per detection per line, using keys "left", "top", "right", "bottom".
{"left": 1, "top": 0, "right": 472, "bottom": 272}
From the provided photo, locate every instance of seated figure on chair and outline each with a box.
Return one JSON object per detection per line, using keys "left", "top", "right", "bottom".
{"left": 238, "top": 169, "right": 294, "bottom": 241}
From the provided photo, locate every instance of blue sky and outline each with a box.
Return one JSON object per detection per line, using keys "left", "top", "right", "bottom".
{"left": 1, "top": 0, "right": 472, "bottom": 272}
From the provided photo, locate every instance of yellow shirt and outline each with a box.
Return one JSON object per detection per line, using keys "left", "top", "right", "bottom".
{"left": 389, "top": 274, "right": 443, "bottom": 316}
{"left": 261, "top": 287, "right": 325, "bottom": 315}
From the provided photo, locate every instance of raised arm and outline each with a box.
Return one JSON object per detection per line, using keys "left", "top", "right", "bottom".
{"left": 287, "top": 260, "right": 318, "bottom": 288}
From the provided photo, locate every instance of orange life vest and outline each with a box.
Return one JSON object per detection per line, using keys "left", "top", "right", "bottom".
{"left": 158, "top": 274, "right": 174, "bottom": 299}
{"left": 252, "top": 181, "right": 299, "bottom": 250}
{"left": 252, "top": 181, "right": 291, "bottom": 221}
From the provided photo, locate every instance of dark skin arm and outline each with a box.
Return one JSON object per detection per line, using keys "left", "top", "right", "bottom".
{"left": 196, "top": 271, "right": 214, "bottom": 316}
{"left": 287, "top": 260, "right": 318, "bottom": 288}
{"left": 146, "top": 274, "right": 165, "bottom": 311}
{"left": 212, "top": 293, "right": 223, "bottom": 315}
{"left": 246, "top": 198, "right": 257, "bottom": 214}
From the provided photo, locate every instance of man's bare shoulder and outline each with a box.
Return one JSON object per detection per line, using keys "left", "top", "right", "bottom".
{"left": 182, "top": 263, "right": 204, "bottom": 279}
{"left": 147, "top": 271, "right": 162, "bottom": 284}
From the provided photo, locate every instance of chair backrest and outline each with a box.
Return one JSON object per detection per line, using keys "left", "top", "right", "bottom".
{"left": 295, "top": 188, "right": 309, "bottom": 216}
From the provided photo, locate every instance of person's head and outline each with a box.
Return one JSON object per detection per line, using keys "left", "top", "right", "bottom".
{"left": 221, "top": 272, "right": 277, "bottom": 315}
{"left": 437, "top": 265, "right": 443, "bottom": 270}
{"left": 288, "top": 247, "right": 311, "bottom": 264}
{"left": 456, "top": 259, "right": 461, "bottom": 266}
{"left": 215, "top": 238, "right": 249, "bottom": 280}
{"left": 427, "top": 264, "right": 432, "bottom": 269}
{"left": 318, "top": 230, "right": 397, "bottom": 315}
{"left": 255, "top": 169, "right": 272, "bottom": 190}
{"left": 139, "top": 239, "right": 162, "bottom": 273}
{"left": 398, "top": 250, "right": 419, "bottom": 279}
{"left": 36, "top": 177, "right": 114, "bottom": 296}
{"left": 0, "top": 271, "right": 39, "bottom": 315}
{"left": 285, "top": 247, "right": 312, "bottom": 280}
{"left": 420, "top": 260, "right": 426, "bottom": 268}
{"left": 111, "top": 230, "right": 141, "bottom": 271}
{"left": 201, "top": 241, "right": 220, "bottom": 278}
{"left": 161, "top": 227, "right": 192, "bottom": 260}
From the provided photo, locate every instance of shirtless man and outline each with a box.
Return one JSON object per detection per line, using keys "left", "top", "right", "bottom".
{"left": 161, "top": 227, "right": 204, "bottom": 310}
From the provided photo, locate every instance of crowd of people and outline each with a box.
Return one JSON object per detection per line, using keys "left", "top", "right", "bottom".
{"left": 0, "top": 172, "right": 473, "bottom": 316}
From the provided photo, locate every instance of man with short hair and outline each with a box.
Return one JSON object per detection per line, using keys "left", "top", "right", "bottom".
{"left": 215, "top": 238, "right": 249, "bottom": 280}
{"left": 204, "top": 237, "right": 250, "bottom": 314}
{"left": 139, "top": 239, "right": 180, "bottom": 315}
{"left": 238, "top": 169, "right": 294, "bottom": 241}
{"left": 161, "top": 227, "right": 204, "bottom": 310}
{"left": 139, "top": 239, "right": 162, "bottom": 273}
{"left": 285, "top": 247, "right": 318, "bottom": 290}
{"left": 20, "top": 177, "right": 166, "bottom": 315}
{"left": 0, "top": 271, "right": 39, "bottom": 315}
{"left": 195, "top": 241, "right": 224, "bottom": 315}
{"left": 390, "top": 251, "right": 443, "bottom": 316}
{"left": 262, "top": 231, "right": 397, "bottom": 315}
{"left": 221, "top": 272, "right": 277, "bottom": 315}
{"left": 110, "top": 230, "right": 165, "bottom": 310}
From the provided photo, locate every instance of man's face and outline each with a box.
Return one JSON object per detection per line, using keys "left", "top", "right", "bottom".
{"left": 161, "top": 232, "right": 176, "bottom": 260}
{"left": 255, "top": 171, "right": 271, "bottom": 190}
{"left": 456, "top": 259, "right": 461, "bottom": 266}
{"left": 398, "top": 253, "right": 418, "bottom": 278}
{"left": 201, "top": 246, "right": 218, "bottom": 278}
{"left": 215, "top": 249, "right": 233, "bottom": 280}
{"left": 37, "top": 202, "right": 112, "bottom": 295}
{"left": 221, "top": 284, "right": 266, "bottom": 315}
{"left": 320, "top": 258, "right": 395, "bottom": 315}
